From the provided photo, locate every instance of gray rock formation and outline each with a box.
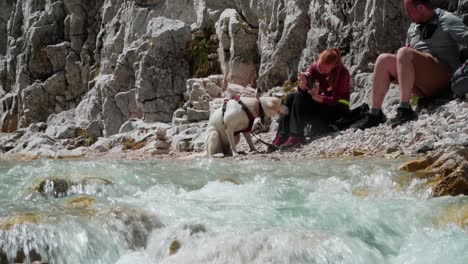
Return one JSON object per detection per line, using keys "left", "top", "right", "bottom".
{"left": 216, "top": 9, "right": 259, "bottom": 87}
{"left": 0, "top": 0, "right": 15, "bottom": 55}
{"left": 0, "top": 0, "right": 466, "bottom": 140}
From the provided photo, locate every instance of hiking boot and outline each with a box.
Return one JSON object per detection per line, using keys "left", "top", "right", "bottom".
{"left": 271, "top": 134, "right": 286, "bottom": 147}
{"left": 388, "top": 107, "right": 417, "bottom": 128}
{"left": 280, "top": 136, "right": 305, "bottom": 149}
{"left": 268, "top": 134, "right": 286, "bottom": 152}
{"left": 350, "top": 111, "right": 387, "bottom": 130}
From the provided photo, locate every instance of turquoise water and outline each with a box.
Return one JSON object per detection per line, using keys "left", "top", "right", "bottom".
{"left": 0, "top": 158, "right": 467, "bottom": 263}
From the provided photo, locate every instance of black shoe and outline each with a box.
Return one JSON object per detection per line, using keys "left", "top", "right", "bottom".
{"left": 350, "top": 111, "right": 387, "bottom": 130}
{"left": 388, "top": 107, "right": 417, "bottom": 128}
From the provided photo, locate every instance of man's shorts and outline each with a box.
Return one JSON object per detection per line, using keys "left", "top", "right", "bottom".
{"left": 391, "top": 50, "right": 452, "bottom": 97}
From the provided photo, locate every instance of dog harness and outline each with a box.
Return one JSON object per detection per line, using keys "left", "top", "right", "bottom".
{"left": 222, "top": 96, "right": 265, "bottom": 135}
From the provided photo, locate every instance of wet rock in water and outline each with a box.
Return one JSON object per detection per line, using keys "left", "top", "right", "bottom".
{"left": 218, "top": 176, "right": 240, "bottom": 185}
{"left": 407, "top": 148, "right": 468, "bottom": 197}
{"left": 65, "top": 196, "right": 96, "bottom": 209}
{"left": 0, "top": 248, "right": 43, "bottom": 264}
{"left": 108, "top": 208, "right": 163, "bottom": 249}
{"left": 183, "top": 223, "right": 207, "bottom": 236}
{"left": 64, "top": 196, "right": 98, "bottom": 217}
{"left": 0, "top": 213, "right": 41, "bottom": 231}
{"left": 34, "top": 177, "right": 113, "bottom": 198}
{"left": 434, "top": 203, "right": 468, "bottom": 229}
{"left": 80, "top": 177, "right": 113, "bottom": 186}
{"left": 169, "top": 239, "right": 181, "bottom": 255}
{"left": 398, "top": 158, "right": 432, "bottom": 172}
{"left": 0, "top": 213, "right": 46, "bottom": 263}
{"left": 432, "top": 163, "right": 468, "bottom": 197}
{"left": 35, "top": 178, "right": 69, "bottom": 197}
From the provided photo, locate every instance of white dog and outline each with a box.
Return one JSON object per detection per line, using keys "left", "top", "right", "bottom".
{"left": 204, "top": 96, "right": 288, "bottom": 157}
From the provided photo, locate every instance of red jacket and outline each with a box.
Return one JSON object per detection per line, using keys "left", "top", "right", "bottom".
{"left": 306, "top": 63, "right": 350, "bottom": 106}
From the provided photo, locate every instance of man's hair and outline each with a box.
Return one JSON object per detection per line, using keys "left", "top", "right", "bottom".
{"left": 412, "top": 0, "right": 435, "bottom": 9}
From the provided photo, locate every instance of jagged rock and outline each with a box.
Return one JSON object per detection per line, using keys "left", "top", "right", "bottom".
{"left": 75, "top": 87, "right": 101, "bottom": 128}
{"left": 234, "top": 0, "right": 259, "bottom": 28}
{"left": 21, "top": 82, "right": 54, "bottom": 126}
{"left": 225, "top": 83, "right": 256, "bottom": 98}
{"left": 256, "top": 0, "right": 310, "bottom": 91}
{"left": 0, "top": 0, "right": 15, "bottom": 55}
{"left": 204, "top": 82, "right": 223, "bottom": 98}
{"left": 90, "top": 137, "right": 114, "bottom": 152}
{"left": 84, "top": 120, "right": 102, "bottom": 138}
{"left": 186, "top": 108, "right": 210, "bottom": 122}
{"left": 43, "top": 72, "right": 67, "bottom": 96}
{"left": 45, "top": 109, "right": 76, "bottom": 139}
{"left": 399, "top": 158, "right": 432, "bottom": 172}
{"left": 28, "top": 122, "right": 47, "bottom": 133}
{"left": 298, "top": 0, "right": 408, "bottom": 77}
{"left": 173, "top": 108, "right": 187, "bottom": 120}
{"left": 119, "top": 120, "right": 135, "bottom": 134}
{"left": 115, "top": 89, "right": 140, "bottom": 120}
{"left": 171, "top": 126, "right": 204, "bottom": 152}
{"left": 65, "top": 52, "right": 84, "bottom": 99}
{"left": 433, "top": 163, "right": 468, "bottom": 197}
{"left": 188, "top": 81, "right": 208, "bottom": 103}
{"left": 44, "top": 42, "right": 71, "bottom": 72}
{"left": 216, "top": 9, "right": 258, "bottom": 87}
{"left": 102, "top": 98, "right": 124, "bottom": 137}
{"left": 136, "top": 17, "right": 192, "bottom": 123}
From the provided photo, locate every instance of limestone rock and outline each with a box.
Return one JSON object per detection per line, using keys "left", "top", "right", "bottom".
{"left": 136, "top": 17, "right": 192, "bottom": 123}
{"left": 216, "top": 9, "right": 259, "bottom": 87}
{"left": 44, "top": 42, "right": 71, "bottom": 72}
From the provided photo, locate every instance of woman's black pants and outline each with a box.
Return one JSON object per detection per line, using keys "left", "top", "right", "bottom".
{"left": 277, "top": 90, "right": 348, "bottom": 137}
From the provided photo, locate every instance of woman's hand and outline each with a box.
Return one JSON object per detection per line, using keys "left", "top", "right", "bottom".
{"left": 309, "top": 87, "right": 324, "bottom": 103}
{"left": 297, "top": 72, "right": 310, "bottom": 91}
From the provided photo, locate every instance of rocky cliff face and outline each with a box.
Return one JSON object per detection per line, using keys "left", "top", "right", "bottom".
{"left": 0, "top": 0, "right": 467, "bottom": 136}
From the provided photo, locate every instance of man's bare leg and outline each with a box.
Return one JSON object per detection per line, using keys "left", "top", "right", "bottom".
{"left": 371, "top": 54, "right": 398, "bottom": 109}
{"left": 396, "top": 47, "right": 416, "bottom": 105}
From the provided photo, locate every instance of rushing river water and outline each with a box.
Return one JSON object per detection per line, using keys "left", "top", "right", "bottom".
{"left": 0, "top": 158, "right": 467, "bottom": 264}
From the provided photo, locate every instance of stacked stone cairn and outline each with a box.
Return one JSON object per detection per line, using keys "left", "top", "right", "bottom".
{"left": 152, "top": 129, "right": 171, "bottom": 155}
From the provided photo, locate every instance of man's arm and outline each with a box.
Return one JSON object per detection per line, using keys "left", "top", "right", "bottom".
{"left": 443, "top": 12, "right": 468, "bottom": 46}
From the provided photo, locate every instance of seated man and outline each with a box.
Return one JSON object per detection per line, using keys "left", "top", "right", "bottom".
{"left": 354, "top": 0, "right": 468, "bottom": 129}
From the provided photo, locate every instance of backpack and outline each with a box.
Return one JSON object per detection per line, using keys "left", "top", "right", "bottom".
{"left": 451, "top": 61, "right": 468, "bottom": 98}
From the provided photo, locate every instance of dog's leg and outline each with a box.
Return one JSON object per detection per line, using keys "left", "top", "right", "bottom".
{"left": 225, "top": 125, "right": 240, "bottom": 156}
{"left": 205, "top": 129, "right": 225, "bottom": 156}
{"left": 243, "top": 132, "right": 257, "bottom": 153}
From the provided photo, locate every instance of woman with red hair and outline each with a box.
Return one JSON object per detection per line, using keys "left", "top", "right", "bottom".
{"left": 272, "top": 48, "right": 351, "bottom": 148}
